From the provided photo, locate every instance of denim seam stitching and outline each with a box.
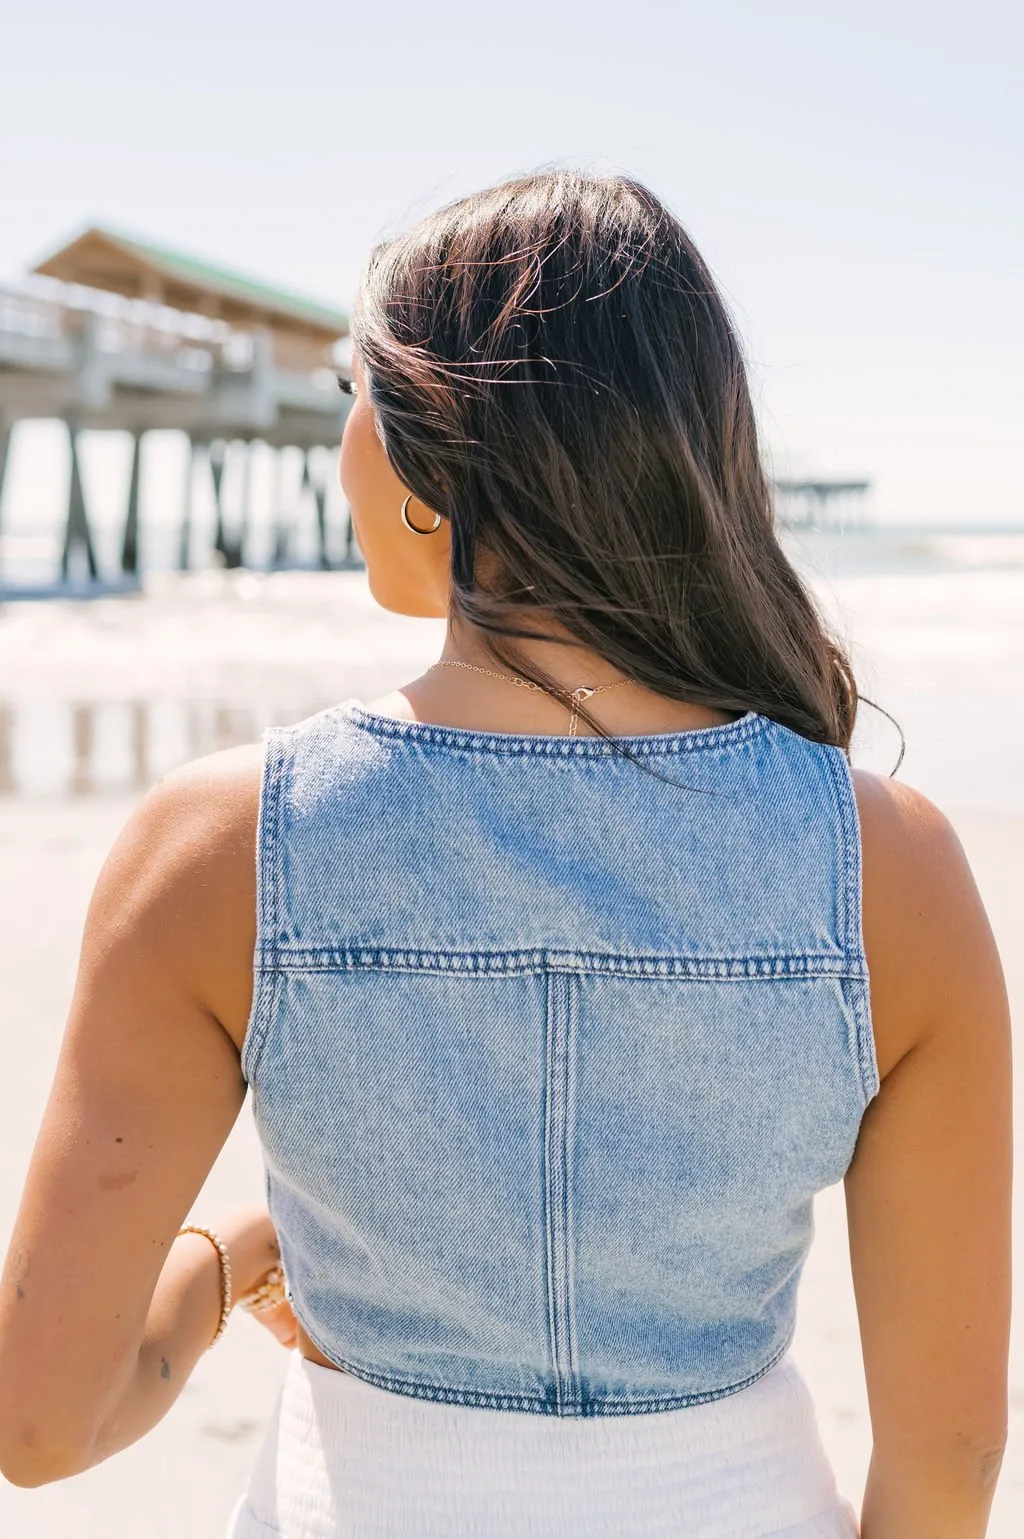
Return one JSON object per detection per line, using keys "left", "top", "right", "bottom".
{"left": 822, "top": 746, "right": 879, "bottom": 1105}
{"left": 240, "top": 728, "right": 290, "bottom": 1084}
{"left": 821, "top": 744, "right": 864, "bottom": 1109}
{"left": 256, "top": 945, "right": 867, "bottom": 981}
{"left": 822, "top": 746, "right": 853, "bottom": 957}
{"left": 842, "top": 756, "right": 880, "bottom": 1103}
{"left": 336, "top": 701, "right": 770, "bottom": 758}
{"left": 565, "top": 973, "right": 581, "bottom": 1405}
{"left": 851, "top": 979, "right": 879, "bottom": 1105}
{"left": 275, "top": 1319, "right": 797, "bottom": 1417}
{"left": 244, "top": 971, "right": 283, "bottom": 1090}
{"left": 542, "top": 969, "right": 561, "bottom": 1414}
{"left": 551, "top": 971, "right": 573, "bottom": 1410}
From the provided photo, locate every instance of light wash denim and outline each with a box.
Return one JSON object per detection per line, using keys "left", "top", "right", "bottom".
{"left": 242, "top": 700, "right": 877, "bottom": 1419}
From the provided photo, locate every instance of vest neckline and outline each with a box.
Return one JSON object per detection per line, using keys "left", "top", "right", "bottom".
{"left": 336, "top": 699, "right": 771, "bottom": 758}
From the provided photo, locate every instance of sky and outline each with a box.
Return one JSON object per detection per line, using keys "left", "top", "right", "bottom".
{"left": 1, "top": 0, "right": 1021, "bottom": 525}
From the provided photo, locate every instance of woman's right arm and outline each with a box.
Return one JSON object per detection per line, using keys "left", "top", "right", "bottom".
{"left": 848, "top": 771, "right": 1012, "bottom": 1539}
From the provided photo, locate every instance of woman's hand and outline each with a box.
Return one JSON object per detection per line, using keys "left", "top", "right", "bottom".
{"left": 246, "top": 1295, "right": 300, "bottom": 1350}
{"left": 211, "top": 1203, "right": 282, "bottom": 1298}
{"left": 210, "top": 1203, "right": 300, "bottom": 1349}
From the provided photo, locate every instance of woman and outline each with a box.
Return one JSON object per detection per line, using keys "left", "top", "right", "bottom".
{"left": 0, "top": 171, "right": 1011, "bottom": 1538}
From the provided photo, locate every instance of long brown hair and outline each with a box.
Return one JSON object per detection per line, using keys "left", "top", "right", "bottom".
{"left": 353, "top": 169, "right": 858, "bottom": 749}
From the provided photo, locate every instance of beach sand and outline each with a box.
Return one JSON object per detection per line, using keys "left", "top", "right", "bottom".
{"left": 0, "top": 795, "right": 1020, "bottom": 1538}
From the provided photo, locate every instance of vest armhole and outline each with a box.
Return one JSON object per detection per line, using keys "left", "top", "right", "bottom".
{"left": 824, "top": 744, "right": 880, "bottom": 1107}
{"left": 240, "top": 724, "right": 295, "bottom": 1085}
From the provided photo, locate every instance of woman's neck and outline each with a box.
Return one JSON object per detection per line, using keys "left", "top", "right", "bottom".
{"left": 439, "top": 617, "right": 628, "bottom": 694}
{"left": 363, "top": 616, "right": 740, "bottom": 738}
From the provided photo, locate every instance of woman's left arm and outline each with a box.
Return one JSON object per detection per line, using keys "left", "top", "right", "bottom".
{"left": 0, "top": 743, "right": 277, "bottom": 1487}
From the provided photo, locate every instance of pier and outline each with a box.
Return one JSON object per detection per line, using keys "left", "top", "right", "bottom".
{"left": 0, "top": 226, "right": 354, "bottom": 596}
{"left": 773, "top": 478, "right": 871, "bottom": 530}
{"left": 0, "top": 228, "right": 874, "bottom": 591}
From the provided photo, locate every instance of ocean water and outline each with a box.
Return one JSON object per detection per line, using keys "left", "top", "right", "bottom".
{"left": 0, "top": 525, "right": 1021, "bottom": 813}
{"left": 791, "top": 527, "right": 1024, "bottom": 815}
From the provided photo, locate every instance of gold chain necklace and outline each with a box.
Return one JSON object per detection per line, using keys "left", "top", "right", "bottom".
{"left": 430, "top": 659, "right": 634, "bottom": 738}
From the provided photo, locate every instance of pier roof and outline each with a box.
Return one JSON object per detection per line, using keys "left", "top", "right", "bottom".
{"left": 31, "top": 225, "right": 348, "bottom": 341}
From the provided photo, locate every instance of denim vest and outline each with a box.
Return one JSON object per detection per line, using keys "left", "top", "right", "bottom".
{"left": 242, "top": 700, "right": 877, "bottom": 1418}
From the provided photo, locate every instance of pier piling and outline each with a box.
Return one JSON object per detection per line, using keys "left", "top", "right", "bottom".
{"left": 61, "top": 423, "right": 100, "bottom": 583}
{"left": 0, "top": 420, "right": 10, "bottom": 533}
{"left": 210, "top": 439, "right": 228, "bottom": 565}
{"left": 178, "top": 437, "right": 196, "bottom": 572}
{"left": 0, "top": 226, "right": 354, "bottom": 593}
{"left": 121, "top": 432, "right": 142, "bottom": 576}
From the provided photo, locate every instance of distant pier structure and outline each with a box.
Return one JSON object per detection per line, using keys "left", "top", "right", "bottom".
{"left": 773, "top": 478, "right": 871, "bottom": 531}
{"left": 0, "top": 226, "right": 354, "bottom": 596}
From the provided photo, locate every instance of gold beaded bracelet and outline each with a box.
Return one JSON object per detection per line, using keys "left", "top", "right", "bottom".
{"left": 236, "top": 1263, "right": 288, "bottom": 1315}
{"left": 178, "top": 1225, "right": 233, "bottom": 1348}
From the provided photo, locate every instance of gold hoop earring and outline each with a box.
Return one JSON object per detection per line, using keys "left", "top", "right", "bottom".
{"left": 400, "top": 493, "right": 442, "bottom": 535}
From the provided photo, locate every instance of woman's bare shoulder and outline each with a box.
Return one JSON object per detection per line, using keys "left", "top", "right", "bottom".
{"left": 89, "top": 741, "right": 266, "bottom": 1051}
{"left": 851, "top": 767, "right": 998, "bottom": 1077}
{"left": 109, "top": 742, "right": 264, "bottom": 918}
{"left": 852, "top": 766, "right": 966, "bottom": 894}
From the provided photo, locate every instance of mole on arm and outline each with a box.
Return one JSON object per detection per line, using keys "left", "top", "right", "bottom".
{"left": 5, "top": 1244, "right": 30, "bottom": 1301}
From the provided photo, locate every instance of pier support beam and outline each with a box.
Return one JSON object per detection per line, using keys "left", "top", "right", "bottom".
{"left": 224, "top": 439, "right": 254, "bottom": 569}
{"left": 61, "top": 423, "right": 99, "bottom": 583}
{"left": 70, "top": 703, "right": 95, "bottom": 796}
{"left": 210, "top": 439, "right": 228, "bottom": 562}
{"left": 234, "top": 439, "right": 255, "bottom": 569}
{"left": 121, "top": 432, "right": 143, "bottom": 575}
{"left": 130, "top": 701, "right": 148, "bottom": 789}
{"left": 297, "top": 451, "right": 328, "bottom": 571}
{"left": 309, "top": 450, "right": 331, "bottom": 570}
{"left": 272, "top": 448, "right": 289, "bottom": 568}
{"left": 0, "top": 419, "right": 11, "bottom": 538}
{"left": 179, "top": 437, "right": 197, "bottom": 571}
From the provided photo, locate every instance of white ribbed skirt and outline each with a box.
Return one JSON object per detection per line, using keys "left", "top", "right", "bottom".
{"left": 226, "top": 1350, "right": 858, "bottom": 1539}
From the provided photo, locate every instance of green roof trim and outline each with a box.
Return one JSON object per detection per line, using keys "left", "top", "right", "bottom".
{"left": 46, "top": 223, "right": 348, "bottom": 334}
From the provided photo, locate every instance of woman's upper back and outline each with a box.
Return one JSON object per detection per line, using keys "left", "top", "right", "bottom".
{"left": 64, "top": 690, "right": 1007, "bottom": 1465}
{"left": 239, "top": 700, "right": 874, "bottom": 1416}
{"left": 247, "top": 700, "right": 870, "bottom": 986}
